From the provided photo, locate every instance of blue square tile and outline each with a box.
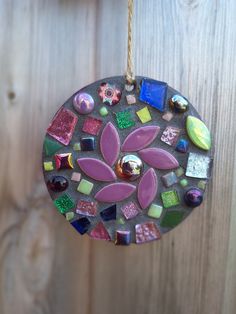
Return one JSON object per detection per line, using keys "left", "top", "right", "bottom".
{"left": 80, "top": 137, "right": 95, "bottom": 151}
{"left": 139, "top": 78, "right": 167, "bottom": 112}
{"left": 71, "top": 217, "right": 90, "bottom": 235}
{"left": 175, "top": 138, "right": 189, "bottom": 153}
{"left": 100, "top": 204, "right": 116, "bottom": 221}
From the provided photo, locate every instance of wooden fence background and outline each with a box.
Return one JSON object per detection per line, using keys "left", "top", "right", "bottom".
{"left": 0, "top": 1, "right": 236, "bottom": 313}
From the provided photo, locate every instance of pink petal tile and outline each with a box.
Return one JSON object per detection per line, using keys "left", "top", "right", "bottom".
{"left": 137, "top": 168, "right": 158, "bottom": 209}
{"left": 95, "top": 183, "right": 136, "bottom": 203}
{"left": 121, "top": 126, "right": 160, "bottom": 152}
{"left": 77, "top": 158, "right": 116, "bottom": 182}
{"left": 139, "top": 148, "right": 179, "bottom": 170}
{"left": 100, "top": 122, "right": 120, "bottom": 166}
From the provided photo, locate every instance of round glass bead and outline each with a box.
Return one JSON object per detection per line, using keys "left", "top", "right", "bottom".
{"left": 73, "top": 92, "right": 94, "bottom": 114}
{"left": 184, "top": 188, "right": 203, "bottom": 207}
{"left": 115, "top": 154, "right": 143, "bottom": 181}
{"left": 169, "top": 94, "right": 189, "bottom": 113}
{"left": 47, "top": 176, "right": 69, "bottom": 192}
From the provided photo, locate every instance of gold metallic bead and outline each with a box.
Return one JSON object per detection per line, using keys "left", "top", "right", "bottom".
{"left": 169, "top": 95, "right": 189, "bottom": 113}
{"left": 115, "top": 155, "right": 143, "bottom": 181}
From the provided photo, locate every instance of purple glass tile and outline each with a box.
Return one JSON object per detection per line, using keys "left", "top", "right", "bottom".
{"left": 115, "top": 230, "right": 131, "bottom": 245}
{"left": 161, "top": 126, "right": 181, "bottom": 146}
{"left": 120, "top": 201, "right": 140, "bottom": 220}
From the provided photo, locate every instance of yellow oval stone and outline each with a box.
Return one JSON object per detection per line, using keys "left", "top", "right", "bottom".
{"left": 186, "top": 116, "right": 211, "bottom": 150}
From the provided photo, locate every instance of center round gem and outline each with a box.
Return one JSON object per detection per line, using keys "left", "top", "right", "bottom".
{"left": 115, "top": 154, "right": 143, "bottom": 181}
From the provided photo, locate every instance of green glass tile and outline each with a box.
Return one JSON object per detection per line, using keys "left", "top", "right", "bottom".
{"left": 66, "top": 212, "right": 75, "bottom": 221}
{"left": 186, "top": 116, "right": 211, "bottom": 151}
{"left": 115, "top": 109, "right": 135, "bottom": 129}
{"left": 198, "top": 180, "right": 207, "bottom": 190}
{"left": 147, "top": 204, "right": 163, "bottom": 219}
{"left": 73, "top": 142, "right": 81, "bottom": 151}
{"left": 54, "top": 193, "right": 75, "bottom": 214}
{"left": 117, "top": 217, "right": 125, "bottom": 225}
{"left": 175, "top": 167, "right": 184, "bottom": 177}
{"left": 77, "top": 179, "right": 94, "bottom": 195}
{"left": 161, "top": 211, "right": 185, "bottom": 228}
{"left": 44, "top": 137, "right": 63, "bottom": 157}
{"left": 161, "top": 190, "right": 180, "bottom": 208}
{"left": 136, "top": 106, "right": 152, "bottom": 123}
{"left": 43, "top": 161, "right": 54, "bottom": 171}
{"left": 99, "top": 106, "right": 109, "bottom": 116}
{"left": 180, "top": 179, "right": 188, "bottom": 187}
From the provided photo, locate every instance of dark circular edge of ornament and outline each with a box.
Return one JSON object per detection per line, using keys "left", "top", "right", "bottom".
{"left": 42, "top": 75, "right": 214, "bottom": 244}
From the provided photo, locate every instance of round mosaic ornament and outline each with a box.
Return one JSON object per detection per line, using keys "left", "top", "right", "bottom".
{"left": 42, "top": 76, "right": 213, "bottom": 245}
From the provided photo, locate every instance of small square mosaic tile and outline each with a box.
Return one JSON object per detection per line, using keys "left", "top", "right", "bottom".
{"left": 162, "top": 111, "right": 174, "bottom": 122}
{"left": 186, "top": 152, "right": 211, "bottom": 179}
{"left": 44, "top": 161, "right": 54, "bottom": 171}
{"left": 115, "top": 230, "right": 131, "bottom": 245}
{"left": 115, "top": 109, "right": 135, "bottom": 129}
{"left": 82, "top": 116, "right": 103, "bottom": 135}
{"left": 161, "top": 126, "right": 181, "bottom": 146}
{"left": 161, "top": 172, "right": 178, "bottom": 188}
{"left": 161, "top": 190, "right": 180, "bottom": 208}
{"left": 136, "top": 106, "right": 152, "bottom": 124}
{"left": 120, "top": 201, "right": 140, "bottom": 220}
{"left": 126, "top": 94, "right": 136, "bottom": 105}
{"left": 77, "top": 179, "right": 94, "bottom": 195}
{"left": 71, "top": 172, "right": 81, "bottom": 182}
{"left": 54, "top": 193, "right": 75, "bottom": 214}
{"left": 147, "top": 204, "right": 163, "bottom": 219}
{"left": 80, "top": 137, "right": 95, "bottom": 151}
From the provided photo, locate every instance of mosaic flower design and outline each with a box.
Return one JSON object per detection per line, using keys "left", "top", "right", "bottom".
{"left": 43, "top": 76, "right": 213, "bottom": 245}
{"left": 77, "top": 123, "right": 179, "bottom": 209}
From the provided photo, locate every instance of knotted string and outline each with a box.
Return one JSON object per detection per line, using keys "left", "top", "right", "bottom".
{"left": 126, "top": 0, "right": 135, "bottom": 84}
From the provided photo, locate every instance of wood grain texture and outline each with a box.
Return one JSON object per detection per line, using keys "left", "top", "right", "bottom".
{"left": 0, "top": 0, "right": 235, "bottom": 313}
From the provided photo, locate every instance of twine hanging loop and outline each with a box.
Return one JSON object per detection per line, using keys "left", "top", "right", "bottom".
{"left": 126, "top": 0, "right": 135, "bottom": 84}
